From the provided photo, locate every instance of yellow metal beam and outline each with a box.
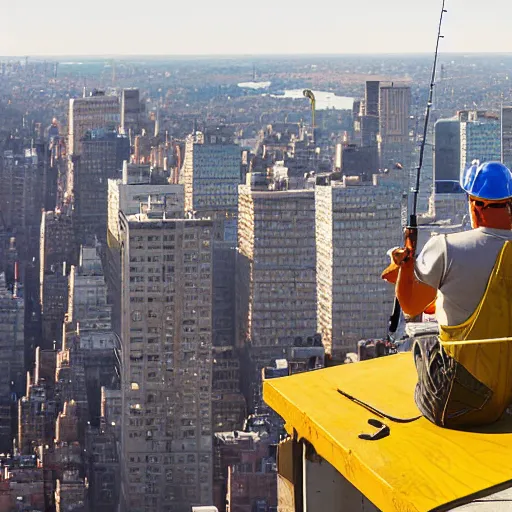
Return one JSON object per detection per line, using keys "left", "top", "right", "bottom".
{"left": 264, "top": 354, "right": 512, "bottom": 512}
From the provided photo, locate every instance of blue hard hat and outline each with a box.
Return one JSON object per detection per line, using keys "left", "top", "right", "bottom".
{"left": 460, "top": 161, "right": 512, "bottom": 201}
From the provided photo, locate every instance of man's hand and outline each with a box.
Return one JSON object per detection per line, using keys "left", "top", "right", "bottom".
{"left": 382, "top": 228, "right": 418, "bottom": 284}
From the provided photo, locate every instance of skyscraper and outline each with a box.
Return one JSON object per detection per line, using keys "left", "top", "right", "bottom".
{"left": 237, "top": 186, "right": 317, "bottom": 408}
{"left": 72, "top": 127, "right": 129, "bottom": 244}
{"left": 180, "top": 130, "right": 244, "bottom": 429}
{"left": 434, "top": 118, "right": 460, "bottom": 181}
{"left": 379, "top": 84, "right": 411, "bottom": 185}
{"left": 68, "top": 91, "right": 119, "bottom": 156}
{"left": 0, "top": 149, "right": 39, "bottom": 232}
{"left": 180, "top": 130, "right": 241, "bottom": 343}
{"left": 360, "top": 115, "right": 380, "bottom": 148}
{"left": 341, "top": 144, "right": 379, "bottom": 181}
{"left": 502, "top": 106, "right": 512, "bottom": 170}
{"left": 315, "top": 176, "right": 402, "bottom": 359}
{"left": 180, "top": 130, "right": 240, "bottom": 219}
{"left": 361, "top": 81, "right": 380, "bottom": 148}
{"left": 365, "top": 81, "right": 380, "bottom": 117}
{"left": 121, "top": 88, "right": 143, "bottom": 135}
{"left": 0, "top": 272, "right": 24, "bottom": 451}
{"left": 39, "top": 210, "right": 77, "bottom": 348}
{"left": 106, "top": 166, "right": 184, "bottom": 334}
{"left": 460, "top": 115, "right": 500, "bottom": 173}
{"left": 118, "top": 207, "right": 214, "bottom": 511}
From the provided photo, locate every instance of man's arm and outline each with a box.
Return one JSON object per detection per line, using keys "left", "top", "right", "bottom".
{"left": 397, "top": 234, "right": 446, "bottom": 317}
{"left": 396, "top": 258, "right": 437, "bottom": 317}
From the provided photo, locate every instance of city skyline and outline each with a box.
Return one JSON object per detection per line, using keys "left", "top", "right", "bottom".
{"left": 0, "top": 42, "right": 511, "bottom": 510}
{"left": 3, "top": 0, "right": 512, "bottom": 56}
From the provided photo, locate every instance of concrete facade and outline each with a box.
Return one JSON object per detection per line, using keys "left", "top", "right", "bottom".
{"left": 460, "top": 118, "right": 500, "bottom": 173}
{"left": 119, "top": 212, "right": 214, "bottom": 512}
{"left": 180, "top": 132, "right": 241, "bottom": 216}
{"left": 106, "top": 175, "right": 184, "bottom": 336}
{"left": 73, "top": 129, "right": 129, "bottom": 244}
{"left": 68, "top": 93, "right": 119, "bottom": 156}
{"left": 180, "top": 131, "right": 244, "bottom": 433}
{"left": 237, "top": 187, "right": 317, "bottom": 408}
{"left": 315, "top": 177, "right": 402, "bottom": 358}
{"left": 0, "top": 273, "right": 24, "bottom": 452}
{"left": 379, "top": 84, "right": 411, "bottom": 185}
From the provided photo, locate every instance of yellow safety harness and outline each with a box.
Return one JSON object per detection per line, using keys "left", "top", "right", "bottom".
{"left": 440, "top": 241, "right": 512, "bottom": 423}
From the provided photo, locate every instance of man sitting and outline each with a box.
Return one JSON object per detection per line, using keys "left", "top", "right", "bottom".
{"left": 385, "top": 161, "right": 512, "bottom": 427}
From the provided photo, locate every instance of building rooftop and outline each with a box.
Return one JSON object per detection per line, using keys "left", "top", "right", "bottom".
{"left": 124, "top": 213, "right": 213, "bottom": 227}
{"left": 264, "top": 353, "right": 512, "bottom": 511}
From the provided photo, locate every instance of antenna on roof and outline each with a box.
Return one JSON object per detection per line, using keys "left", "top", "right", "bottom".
{"left": 388, "top": 0, "right": 448, "bottom": 336}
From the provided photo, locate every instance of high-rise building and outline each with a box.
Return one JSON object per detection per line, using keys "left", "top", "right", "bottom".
{"left": 69, "top": 246, "right": 111, "bottom": 331}
{"left": 42, "top": 119, "right": 67, "bottom": 211}
{"left": 361, "top": 81, "right": 380, "bottom": 149}
{"left": 434, "top": 180, "right": 468, "bottom": 225}
{"left": 121, "top": 88, "right": 143, "bottom": 135}
{"left": 379, "top": 84, "right": 411, "bottom": 185}
{"left": 0, "top": 149, "right": 39, "bottom": 232}
{"left": 39, "top": 210, "right": 76, "bottom": 348}
{"left": 68, "top": 91, "right": 119, "bottom": 156}
{"left": 180, "top": 131, "right": 244, "bottom": 429}
{"left": 0, "top": 272, "right": 24, "bottom": 451}
{"left": 106, "top": 168, "right": 184, "bottom": 334}
{"left": 86, "top": 425, "right": 120, "bottom": 512}
{"left": 18, "top": 347, "right": 58, "bottom": 456}
{"left": 180, "top": 130, "right": 240, "bottom": 217}
{"left": 72, "top": 127, "right": 129, "bottom": 244}
{"left": 118, "top": 208, "right": 214, "bottom": 512}
{"left": 40, "top": 263, "right": 68, "bottom": 349}
{"left": 360, "top": 115, "right": 380, "bottom": 148}
{"left": 211, "top": 346, "right": 246, "bottom": 433}
{"left": 67, "top": 246, "right": 119, "bottom": 405}
{"left": 315, "top": 177, "right": 402, "bottom": 358}
{"left": 365, "top": 81, "right": 380, "bottom": 117}
{"left": 40, "top": 210, "right": 76, "bottom": 277}
{"left": 180, "top": 132, "right": 240, "bottom": 344}
{"left": 434, "top": 118, "right": 460, "bottom": 181}
{"left": 340, "top": 144, "right": 379, "bottom": 181}
{"left": 460, "top": 115, "right": 500, "bottom": 173}
{"left": 237, "top": 186, "right": 317, "bottom": 409}
{"left": 502, "top": 106, "right": 512, "bottom": 170}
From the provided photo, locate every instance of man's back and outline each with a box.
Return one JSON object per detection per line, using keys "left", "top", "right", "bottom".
{"left": 416, "top": 227, "right": 512, "bottom": 326}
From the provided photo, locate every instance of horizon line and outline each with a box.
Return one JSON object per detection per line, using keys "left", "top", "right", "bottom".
{"left": 2, "top": 51, "right": 512, "bottom": 59}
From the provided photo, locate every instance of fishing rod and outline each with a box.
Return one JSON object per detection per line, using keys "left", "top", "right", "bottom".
{"left": 388, "top": 0, "right": 448, "bottom": 336}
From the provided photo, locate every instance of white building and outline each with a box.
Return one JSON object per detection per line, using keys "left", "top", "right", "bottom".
{"left": 379, "top": 84, "right": 412, "bottom": 184}
{"left": 180, "top": 131, "right": 240, "bottom": 222}
{"left": 119, "top": 210, "right": 214, "bottom": 511}
{"left": 315, "top": 176, "right": 402, "bottom": 358}
{"left": 68, "top": 246, "right": 117, "bottom": 350}
{"left": 106, "top": 171, "right": 184, "bottom": 334}
{"left": 237, "top": 186, "right": 317, "bottom": 407}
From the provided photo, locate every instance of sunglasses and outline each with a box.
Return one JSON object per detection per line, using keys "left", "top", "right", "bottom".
{"left": 472, "top": 199, "right": 511, "bottom": 209}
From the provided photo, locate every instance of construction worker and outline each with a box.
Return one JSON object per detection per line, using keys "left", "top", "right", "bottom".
{"left": 383, "top": 161, "right": 512, "bottom": 428}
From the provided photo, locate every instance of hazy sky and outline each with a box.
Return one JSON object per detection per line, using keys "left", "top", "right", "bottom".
{"left": 1, "top": 0, "right": 510, "bottom": 56}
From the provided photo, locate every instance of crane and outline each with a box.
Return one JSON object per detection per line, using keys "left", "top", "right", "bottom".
{"left": 303, "top": 89, "right": 316, "bottom": 141}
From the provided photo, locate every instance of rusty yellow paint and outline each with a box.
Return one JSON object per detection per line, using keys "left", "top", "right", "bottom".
{"left": 263, "top": 353, "right": 512, "bottom": 512}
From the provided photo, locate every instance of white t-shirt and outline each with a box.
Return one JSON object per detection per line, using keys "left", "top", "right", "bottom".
{"left": 415, "top": 227, "right": 512, "bottom": 326}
